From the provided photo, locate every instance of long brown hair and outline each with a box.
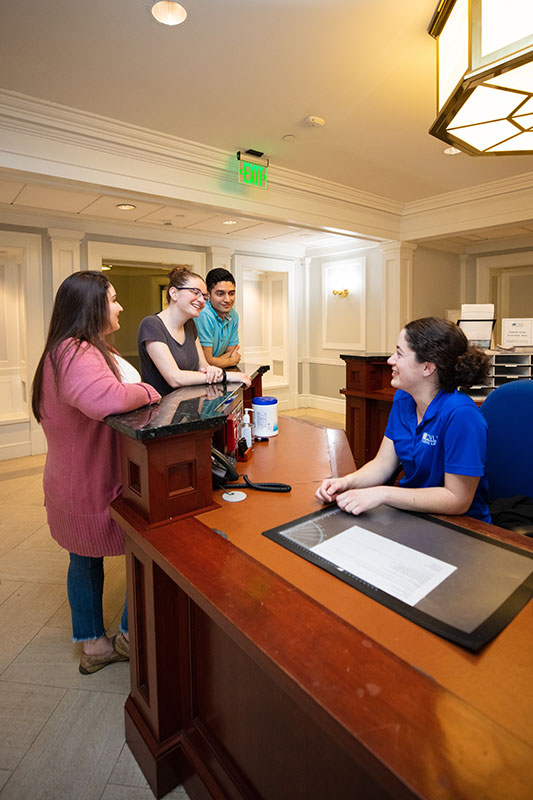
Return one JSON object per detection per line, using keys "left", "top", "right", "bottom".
{"left": 31, "top": 271, "right": 119, "bottom": 421}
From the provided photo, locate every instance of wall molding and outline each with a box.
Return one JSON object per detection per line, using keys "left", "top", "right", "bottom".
{"left": 2, "top": 91, "right": 533, "bottom": 246}
{"left": 300, "top": 356, "right": 346, "bottom": 367}
{"left": 0, "top": 89, "right": 402, "bottom": 241}
{"left": 296, "top": 394, "right": 345, "bottom": 414}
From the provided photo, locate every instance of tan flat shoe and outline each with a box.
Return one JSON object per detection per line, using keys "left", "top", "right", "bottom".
{"left": 79, "top": 639, "right": 128, "bottom": 675}
{"left": 114, "top": 631, "right": 130, "bottom": 658}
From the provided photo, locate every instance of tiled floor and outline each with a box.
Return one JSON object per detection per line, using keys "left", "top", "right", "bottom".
{"left": 280, "top": 406, "right": 345, "bottom": 429}
{"left": 0, "top": 408, "right": 344, "bottom": 799}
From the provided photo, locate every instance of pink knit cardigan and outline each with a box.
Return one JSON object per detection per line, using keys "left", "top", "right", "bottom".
{"left": 40, "top": 340, "right": 160, "bottom": 557}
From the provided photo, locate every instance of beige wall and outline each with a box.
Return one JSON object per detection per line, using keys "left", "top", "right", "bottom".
{"left": 309, "top": 363, "right": 345, "bottom": 400}
{"left": 412, "top": 247, "right": 461, "bottom": 319}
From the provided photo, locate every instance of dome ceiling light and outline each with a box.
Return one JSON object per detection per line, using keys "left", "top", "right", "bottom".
{"left": 428, "top": 0, "right": 533, "bottom": 155}
{"left": 150, "top": 1, "right": 187, "bottom": 26}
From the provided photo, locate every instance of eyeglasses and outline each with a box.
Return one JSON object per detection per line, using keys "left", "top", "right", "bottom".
{"left": 176, "top": 287, "right": 208, "bottom": 302}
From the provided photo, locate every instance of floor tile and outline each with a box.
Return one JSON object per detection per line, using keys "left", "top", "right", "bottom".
{"left": 0, "top": 689, "right": 127, "bottom": 800}
{"left": 0, "top": 682, "right": 66, "bottom": 770}
{"left": 0, "top": 455, "right": 46, "bottom": 476}
{"left": 0, "top": 582, "right": 67, "bottom": 675}
{"left": 1, "top": 626, "right": 131, "bottom": 695}
{"left": 0, "top": 547, "right": 68, "bottom": 584}
{"left": 0, "top": 581, "right": 23, "bottom": 606}
{"left": 12, "top": 524, "right": 61, "bottom": 553}
{"left": 108, "top": 743, "right": 149, "bottom": 789}
{"left": 1, "top": 477, "right": 44, "bottom": 507}
{"left": 45, "top": 599, "right": 72, "bottom": 629}
{"left": 0, "top": 523, "right": 46, "bottom": 559}
{"left": 280, "top": 408, "right": 344, "bottom": 429}
{"left": 102, "top": 784, "right": 190, "bottom": 799}
{"left": 0, "top": 771, "right": 11, "bottom": 791}
{"left": 0, "top": 504, "right": 47, "bottom": 526}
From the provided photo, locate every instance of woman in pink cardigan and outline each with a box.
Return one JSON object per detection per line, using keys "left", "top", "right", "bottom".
{"left": 32, "top": 271, "right": 160, "bottom": 674}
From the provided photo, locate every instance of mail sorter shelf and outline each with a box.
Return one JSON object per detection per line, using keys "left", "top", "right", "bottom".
{"left": 460, "top": 352, "right": 533, "bottom": 401}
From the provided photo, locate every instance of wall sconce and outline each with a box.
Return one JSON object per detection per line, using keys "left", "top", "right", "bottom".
{"left": 428, "top": 0, "right": 533, "bottom": 155}
{"left": 332, "top": 288, "right": 349, "bottom": 298}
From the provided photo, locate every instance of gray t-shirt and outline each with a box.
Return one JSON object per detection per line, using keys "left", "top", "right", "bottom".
{"left": 137, "top": 314, "right": 199, "bottom": 396}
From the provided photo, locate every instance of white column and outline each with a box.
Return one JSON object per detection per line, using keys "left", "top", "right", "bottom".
{"left": 300, "top": 257, "right": 311, "bottom": 401}
{"left": 206, "top": 246, "right": 235, "bottom": 274}
{"left": 48, "top": 228, "right": 85, "bottom": 296}
{"left": 460, "top": 253, "right": 477, "bottom": 303}
{"left": 379, "top": 242, "right": 417, "bottom": 352}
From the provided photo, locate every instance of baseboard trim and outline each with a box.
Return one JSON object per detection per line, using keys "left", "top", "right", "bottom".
{"left": 295, "top": 395, "right": 345, "bottom": 414}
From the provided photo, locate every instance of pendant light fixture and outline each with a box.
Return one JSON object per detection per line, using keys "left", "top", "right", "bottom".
{"left": 428, "top": 0, "right": 533, "bottom": 155}
{"left": 150, "top": 0, "right": 187, "bottom": 26}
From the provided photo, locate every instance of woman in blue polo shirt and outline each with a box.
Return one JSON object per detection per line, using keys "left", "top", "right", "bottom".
{"left": 317, "top": 317, "right": 491, "bottom": 521}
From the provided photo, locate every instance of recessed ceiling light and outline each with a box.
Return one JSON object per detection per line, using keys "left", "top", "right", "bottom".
{"left": 116, "top": 203, "right": 136, "bottom": 211}
{"left": 304, "top": 115, "right": 326, "bottom": 128}
{"left": 299, "top": 233, "right": 314, "bottom": 239}
{"left": 151, "top": 1, "right": 187, "bottom": 26}
{"left": 222, "top": 220, "right": 238, "bottom": 225}
{"left": 282, "top": 134, "right": 296, "bottom": 142}
{"left": 444, "top": 146, "right": 462, "bottom": 155}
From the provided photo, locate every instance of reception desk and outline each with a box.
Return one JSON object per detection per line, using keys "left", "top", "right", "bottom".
{"left": 107, "top": 399, "right": 533, "bottom": 800}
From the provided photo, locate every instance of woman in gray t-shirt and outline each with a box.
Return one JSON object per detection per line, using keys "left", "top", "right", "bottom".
{"left": 137, "top": 267, "right": 250, "bottom": 396}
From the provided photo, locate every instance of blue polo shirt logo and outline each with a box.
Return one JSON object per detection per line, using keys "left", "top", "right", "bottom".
{"left": 421, "top": 432, "right": 438, "bottom": 446}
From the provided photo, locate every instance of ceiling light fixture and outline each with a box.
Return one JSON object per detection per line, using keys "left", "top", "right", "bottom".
{"left": 304, "top": 115, "right": 326, "bottom": 128}
{"left": 150, "top": 0, "right": 187, "bottom": 26}
{"left": 428, "top": 0, "right": 533, "bottom": 155}
{"left": 222, "top": 220, "right": 238, "bottom": 225}
{"left": 116, "top": 203, "right": 136, "bottom": 211}
{"left": 444, "top": 146, "right": 462, "bottom": 155}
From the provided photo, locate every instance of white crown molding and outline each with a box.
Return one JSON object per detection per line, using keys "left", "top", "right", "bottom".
{"left": 2, "top": 90, "right": 533, "bottom": 244}
{"left": 0, "top": 89, "right": 402, "bottom": 240}
{"left": 402, "top": 172, "right": 533, "bottom": 240}
{"left": 404, "top": 172, "right": 533, "bottom": 215}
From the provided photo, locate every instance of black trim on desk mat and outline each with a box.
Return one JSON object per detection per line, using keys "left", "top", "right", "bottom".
{"left": 262, "top": 506, "right": 533, "bottom": 652}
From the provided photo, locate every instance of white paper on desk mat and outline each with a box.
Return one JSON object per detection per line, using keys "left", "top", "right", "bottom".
{"left": 311, "top": 526, "right": 457, "bottom": 606}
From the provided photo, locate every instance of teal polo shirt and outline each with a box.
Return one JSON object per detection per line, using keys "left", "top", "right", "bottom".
{"left": 195, "top": 303, "right": 239, "bottom": 357}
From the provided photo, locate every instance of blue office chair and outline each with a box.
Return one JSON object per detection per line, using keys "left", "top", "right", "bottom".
{"left": 480, "top": 380, "right": 533, "bottom": 502}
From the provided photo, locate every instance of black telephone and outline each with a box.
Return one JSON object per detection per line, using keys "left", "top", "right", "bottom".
{"left": 211, "top": 447, "right": 239, "bottom": 487}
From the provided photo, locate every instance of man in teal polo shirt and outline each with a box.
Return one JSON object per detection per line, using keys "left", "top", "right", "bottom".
{"left": 195, "top": 268, "right": 241, "bottom": 368}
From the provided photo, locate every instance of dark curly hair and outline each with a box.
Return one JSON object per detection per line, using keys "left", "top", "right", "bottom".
{"left": 404, "top": 317, "right": 490, "bottom": 392}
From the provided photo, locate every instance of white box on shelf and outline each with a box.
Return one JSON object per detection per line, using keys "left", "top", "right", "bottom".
{"left": 501, "top": 319, "right": 533, "bottom": 347}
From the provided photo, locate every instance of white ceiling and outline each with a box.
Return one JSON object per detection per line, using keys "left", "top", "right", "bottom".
{"left": 0, "top": 174, "right": 355, "bottom": 248}
{"left": 0, "top": 0, "right": 532, "bottom": 248}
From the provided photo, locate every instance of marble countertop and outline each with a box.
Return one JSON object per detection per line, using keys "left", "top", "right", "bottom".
{"left": 105, "top": 363, "right": 268, "bottom": 441}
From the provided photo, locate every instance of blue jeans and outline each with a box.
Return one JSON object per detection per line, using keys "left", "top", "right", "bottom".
{"left": 67, "top": 553, "right": 128, "bottom": 642}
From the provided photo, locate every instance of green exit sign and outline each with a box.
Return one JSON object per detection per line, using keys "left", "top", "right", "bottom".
{"left": 238, "top": 160, "right": 268, "bottom": 189}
